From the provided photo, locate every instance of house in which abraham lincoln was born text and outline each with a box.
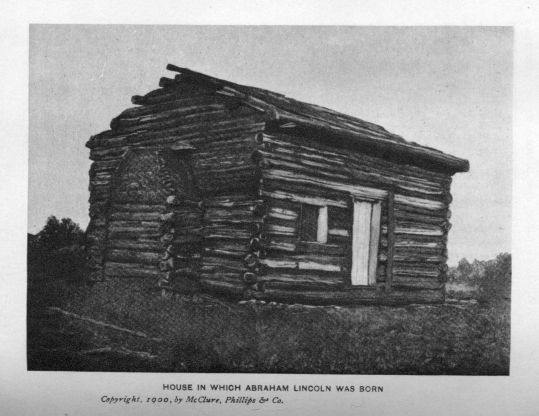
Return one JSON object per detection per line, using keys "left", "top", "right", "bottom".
{"left": 85, "top": 64, "right": 469, "bottom": 306}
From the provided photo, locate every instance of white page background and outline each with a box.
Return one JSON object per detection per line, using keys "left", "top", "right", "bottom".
{"left": 1, "top": 1, "right": 538, "bottom": 415}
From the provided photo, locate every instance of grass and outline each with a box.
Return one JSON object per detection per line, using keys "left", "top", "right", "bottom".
{"left": 27, "top": 278, "right": 510, "bottom": 375}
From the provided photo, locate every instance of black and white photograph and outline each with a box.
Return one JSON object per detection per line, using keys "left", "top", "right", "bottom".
{"left": 26, "top": 25, "right": 511, "bottom": 375}
{"left": 2, "top": 2, "right": 539, "bottom": 415}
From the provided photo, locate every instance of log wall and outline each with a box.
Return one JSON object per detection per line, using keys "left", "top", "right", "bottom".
{"left": 85, "top": 82, "right": 266, "bottom": 282}
{"left": 198, "top": 194, "right": 264, "bottom": 297}
{"left": 245, "top": 131, "right": 453, "bottom": 304}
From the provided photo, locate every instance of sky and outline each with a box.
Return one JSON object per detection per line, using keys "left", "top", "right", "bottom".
{"left": 28, "top": 25, "right": 512, "bottom": 265}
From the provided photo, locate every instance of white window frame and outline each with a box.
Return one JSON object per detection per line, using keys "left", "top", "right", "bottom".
{"left": 316, "top": 206, "right": 328, "bottom": 243}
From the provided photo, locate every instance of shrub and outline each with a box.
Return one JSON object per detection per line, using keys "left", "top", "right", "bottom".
{"left": 28, "top": 216, "right": 87, "bottom": 282}
{"left": 476, "top": 253, "right": 511, "bottom": 304}
{"left": 448, "top": 258, "right": 487, "bottom": 285}
{"left": 447, "top": 254, "right": 511, "bottom": 304}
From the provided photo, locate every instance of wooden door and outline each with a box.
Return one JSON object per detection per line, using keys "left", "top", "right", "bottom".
{"left": 351, "top": 200, "right": 381, "bottom": 286}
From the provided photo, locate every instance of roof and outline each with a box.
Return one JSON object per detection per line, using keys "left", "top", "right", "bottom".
{"left": 161, "top": 64, "right": 469, "bottom": 174}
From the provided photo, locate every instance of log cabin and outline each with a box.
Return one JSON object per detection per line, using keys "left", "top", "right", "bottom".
{"left": 85, "top": 64, "right": 469, "bottom": 306}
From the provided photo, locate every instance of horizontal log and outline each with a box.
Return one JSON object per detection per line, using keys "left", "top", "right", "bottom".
{"left": 201, "top": 256, "right": 245, "bottom": 272}
{"left": 262, "top": 213, "right": 295, "bottom": 227}
{"left": 198, "top": 278, "right": 245, "bottom": 297}
{"left": 194, "top": 164, "right": 256, "bottom": 175}
{"left": 394, "top": 194, "right": 446, "bottom": 211}
{"left": 298, "top": 261, "right": 342, "bottom": 272}
{"left": 261, "top": 232, "right": 344, "bottom": 253}
{"left": 259, "top": 257, "right": 344, "bottom": 272}
{"left": 205, "top": 206, "right": 255, "bottom": 218}
{"left": 258, "top": 272, "right": 345, "bottom": 286}
{"left": 113, "top": 98, "right": 223, "bottom": 128}
{"left": 90, "top": 171, "right": 114, "bottom": 180}
{"left": 393, "top": 246, "right": 445, "bottom": 256}
{"left": 261, "top": 179, "right": 356, "bottom": 208}
{"left": 204, "top": 232, "right": 252, "bottom": 242}
{"left": 263, "top": 280, "right": 344, "bottom": 291}
{"left": 108, "top": 230, "right": 161, "bottom": 240}
{"left": 108, "top": 240, "right": 163, "bottom": 252}
{"left": 205, "top": 217, "right": 262, "bottom": 226}
{"left": 88, "top": 186, "right": 110, "bottom": 196}
{"left": 172, "top": 225, "right": 204, "bottom": 235}
{"left": 195, "top": 177, "right": 258, "bottom": 195}
{"left": 112, "top": 106, "right": 229, "bottom": 135}
{"left": 261, "top": 189, "right": 348, "bottom": 208}
{"left": 264, "top": 223, "right": 297, "bottom": 236}
{"left": 91, "top": 159, "right": 120, "bottom": 170}
{"left": 264, "top": 197, "right": 302, "bottom": 213}
{"left": 259, "top": 239, "right": 350, "bottom": 257}
{"left": 264, "top": 240, "right": 297, "bottom": 252}
{"left": 259, "top": 258, "right": 296, "bottom": 269}
{"left": 131, "top": 83, "right": 218, "bottom": 106}
{"left": 89, "top": 146, "right": 127, "bottom": 160}
{"left": 394, "top": 202, "right": 448, "bottom": 218}
{"left": 380, "top": 253, "right": 445, "bottom": 263}
{"left": 167, "top": 218, "right": 204, "bottom": 230}
{"left": 108, "top": 220, "right": 161, "bottom": 230}
{"left": 394, "top": 209, "right": 449, "bottom": 225}
{"left": 107, "top": 249, "right": 161, "bottom": 265}
{"left": 252, "top": 287, "right": 444, "bottom": 306}
{"left": 194, "top": 149, "right": 252, "bottom": 166}
{"left": 197, "top": 141, "right": 259, "bottom": 158}
{"left": 104, "top": 262, "right": 161, "bottom": 278}
{"left": 206, "top": 240, "right": 250, "bottom": 251}
{"left": 203, "top": 226, "right": 252, "bottom": 239}
{"left": 393, "top": 268, "right": 440, "bottom": 278}
{"left": 257, "top": 152, "right": 350, "bottom": 179}
{"left": 110, "top": 203, "right": 167, "bottom": 213}
{"left": 172, "top": 235, "right": 204, "bottom": 246}
{"left": 166, "top": 195, "right": 202, "bottom": 207}
{"left": 381, "top": 224, "right": 444, "bottom": 237}
{"left": 124, "top": 93, "right": 220, "bottom": 117}
{"left": 294, "top": 241, "right": 348, "bottom": 256}
{"left": 267, "top": 206, "right": 297, "bottom": 221}
{"left": 204, "top": 247, "right": 246, "bottom": 258}
{"left": 89, "top": 178, "right": 111, "bottom": 187}
{"left": 390, "top": 276, "right": 444, "bottom": 290}
{"left": 88, "top": 196, "right": 110, "bottom": 205}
